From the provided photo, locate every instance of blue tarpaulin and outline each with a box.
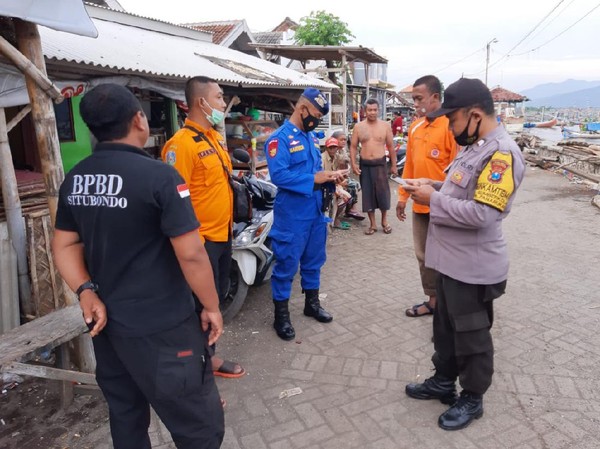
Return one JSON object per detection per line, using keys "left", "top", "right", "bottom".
{"left": 586, "top": 123, "right": 600, "bottom": 131}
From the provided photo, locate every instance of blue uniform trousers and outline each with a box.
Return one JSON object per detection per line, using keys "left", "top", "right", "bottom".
{"left": 271, "top": 215, "right": 327, "bottom": 301}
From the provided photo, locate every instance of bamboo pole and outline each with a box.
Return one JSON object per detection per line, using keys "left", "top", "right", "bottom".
{"left": 14, "top": 19, "right": 64, "bottom": 226}
{"left": 7, "top": 105, "right": 31, "bottom": 132}
{"left": 0, "top": 35, "right": 62, "bottom": 103}
{"left": 0, "top": 108, "right": 33, "bottom": 316}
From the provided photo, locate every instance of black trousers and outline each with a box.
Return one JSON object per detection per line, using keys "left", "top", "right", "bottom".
{"left": 196, "top": 237, "right": 232, "bottom": 356}
{"left": 93, "top": 314, "right": 224, "bottom": 449}
{"left": 432, "top": 274, "right": 506, "bottom": 395}
{"left": 203, "top": 237, "right": 233, "bottom": 304}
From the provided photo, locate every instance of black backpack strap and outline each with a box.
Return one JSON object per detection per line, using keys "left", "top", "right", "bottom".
{"left": 183, "top": 125, "right": 231, "bottom": 177}
{"left": 183, "top": 124, "right": 210, "bottom": 144}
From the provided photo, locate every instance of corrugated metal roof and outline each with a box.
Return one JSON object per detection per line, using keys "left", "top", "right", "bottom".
{"left": 38, "top": 17, "right": 334, "bottom": 90}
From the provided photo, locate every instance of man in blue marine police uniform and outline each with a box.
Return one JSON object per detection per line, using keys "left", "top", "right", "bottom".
{"left": 265, "top": 88, "right": 347, "bottom": 341}
{"left": 52, "top": 84, "right": 224, "bottom": 448}
{"left": 402, "top": 78, "right": 525, "bottom": 431}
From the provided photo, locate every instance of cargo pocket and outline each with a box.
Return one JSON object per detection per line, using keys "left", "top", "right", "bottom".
{"left": 270, "top": 229, "right": 299, "bottom": 275}
{"left": 154, "top": 347, "right": 207, "bottom": 400}
{"left": 290, "top": 150, "right": 308, "bottom": 167}
{"left": 199, "top": 155, "right": 223, "bottom": 186}
{"left": 453, "top": 310, "right": 493, "bottom": 356}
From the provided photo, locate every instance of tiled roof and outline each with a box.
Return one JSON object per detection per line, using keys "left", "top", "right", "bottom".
{"left": 491, "top": 86, "right": 527, "bottom": 102}
{"left": 185, "top": 20, "right": 240, "bottom": 44}
{"left": 272, "top": 17, "right": 298, "bottom": 32}
{"left": 255, "top": 32, "right": 283, "bottom": 45}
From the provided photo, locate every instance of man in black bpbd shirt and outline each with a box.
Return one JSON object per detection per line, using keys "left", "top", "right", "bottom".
{"left": 52, "top": 84, "right": 225, "bottom": 449}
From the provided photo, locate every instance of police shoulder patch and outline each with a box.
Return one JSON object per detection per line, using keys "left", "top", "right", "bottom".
{"left": 474, "top": 150, "right": 515, "bottom": 212}
{"left": 268, "top": 139, "right": 279, "bottom": 158}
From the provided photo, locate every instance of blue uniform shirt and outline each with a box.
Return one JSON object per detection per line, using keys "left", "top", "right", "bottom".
{"left": 265, "top": 120, "right": 324, "bottom": 221}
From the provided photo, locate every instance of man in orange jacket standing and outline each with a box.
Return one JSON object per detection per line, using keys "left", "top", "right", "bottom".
{"left": 397, "top": 75, "right": 458, "bottom": 318}
{"left": 162, "top": 76, "right": 244, "bottom": 379}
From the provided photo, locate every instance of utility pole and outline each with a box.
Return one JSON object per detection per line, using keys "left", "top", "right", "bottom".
{"left": 485, "top": 38, "right": 498, "bottom": 86}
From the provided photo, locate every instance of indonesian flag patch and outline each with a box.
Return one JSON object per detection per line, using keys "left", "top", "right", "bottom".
{"left": 177, "top": 183, "right": 190, "bottom": 198}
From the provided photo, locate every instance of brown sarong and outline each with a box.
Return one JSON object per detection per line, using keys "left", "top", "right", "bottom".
{"left": 359, "top": 157, "right": 390, "bottom": 212}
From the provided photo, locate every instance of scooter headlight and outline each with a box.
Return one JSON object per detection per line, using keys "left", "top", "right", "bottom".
{"left": 253, "top": 222, "right": 267, "bottom": 239}
{"left": 233, "top": 222, "right": 267, "bottom": 248}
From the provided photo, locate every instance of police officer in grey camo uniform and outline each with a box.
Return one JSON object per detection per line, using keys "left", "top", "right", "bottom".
{"left": 402, "top": 78, "right": 525, "bottom": 431}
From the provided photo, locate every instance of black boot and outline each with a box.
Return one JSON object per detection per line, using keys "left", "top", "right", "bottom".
{"left": 303, "top": 289, "right": 333, "bottom": 323}
{"left": 405, "top": 375, "right": 457, "bottom": 405}
{"left": 273, "top": 300, "right": 295, "bottom": 341}
{"left": 438, "top": 391, "right": 483, "bottom": 431}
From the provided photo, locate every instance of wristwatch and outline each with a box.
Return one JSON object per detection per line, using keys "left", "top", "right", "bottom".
{"left": 75, "top": 280, "right": 99, "bottom": 300}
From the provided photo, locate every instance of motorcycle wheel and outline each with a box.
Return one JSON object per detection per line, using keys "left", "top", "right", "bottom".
{"left": 221, "top": 260, "right": 249, "bottom": 323}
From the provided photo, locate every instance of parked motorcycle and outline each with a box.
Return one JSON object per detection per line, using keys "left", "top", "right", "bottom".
{"left": 222, "top": 149, "right": 277, "bottom": 322}
{"left": 386, "top": 136, "right": 406, "bottom": 177}
{"left": 395, "top": 137, "right": 407, "bottom": 176}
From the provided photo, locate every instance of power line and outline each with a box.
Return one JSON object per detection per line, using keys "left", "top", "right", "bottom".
{"left": 432, "top": 46, "right": 486, "bottom": 75}
{"left": 487, "top": 0, "right": 566, "bottom": 70}
{"left": 525, "top": 0, "right": 577, "bottom": 45}
{"left": 513, "top": 1, "right": 600, "bottom": 56}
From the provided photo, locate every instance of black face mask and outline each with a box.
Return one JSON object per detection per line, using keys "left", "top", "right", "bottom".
{"left": 455, "top": 114, "right": 481, "bottom": 146}
{"left": 301, "top": 109, "right": 320, "bottom": 132}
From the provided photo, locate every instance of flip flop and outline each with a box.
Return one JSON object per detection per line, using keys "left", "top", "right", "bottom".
{"left": 364, "top": 227, "right": 377, "bottom": 235}
{"left": 213, "top": 360, "right": 246, "bottom": 379}
{"left": 334, "top": 223, "right": 351, "bottom": 230}
{"left": 405, "top": 302, "right": 434, "bottom": 317}
{"left": 382, "top": 224, "right": 392, "bottom": 234}
{"left": 345, "top": 212, "right": 365, "bottom": 221}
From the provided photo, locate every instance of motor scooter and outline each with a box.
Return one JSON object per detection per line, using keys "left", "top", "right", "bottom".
{"left": 222, "top": 149, "right": 277, "bottom": 322}
{"left": 396, "top": 138, "right": 406, "bottom": 176}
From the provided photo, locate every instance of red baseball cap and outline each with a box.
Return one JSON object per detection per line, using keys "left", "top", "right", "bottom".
{"left": 325, "top": 137, "right": 339, "bottom": 148}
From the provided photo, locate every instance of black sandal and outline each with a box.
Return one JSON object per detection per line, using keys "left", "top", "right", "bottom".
{"left": 405, "top": 301, "right": 434, "bottom": 317}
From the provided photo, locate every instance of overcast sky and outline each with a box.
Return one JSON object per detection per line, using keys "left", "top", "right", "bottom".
{"left": 117, "top": 0, "right": 600, "bottom": 93}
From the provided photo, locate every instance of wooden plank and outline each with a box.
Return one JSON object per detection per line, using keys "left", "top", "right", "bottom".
{"left": 0, "top": 305, "right": 87, "bottom": 368}
{"left": 1, "top": 361, "right": 97, "bottom": 385}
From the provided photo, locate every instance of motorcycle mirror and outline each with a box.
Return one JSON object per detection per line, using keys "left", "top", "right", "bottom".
{"left": 232, "top": 148, "right": 251, "bottom": 164}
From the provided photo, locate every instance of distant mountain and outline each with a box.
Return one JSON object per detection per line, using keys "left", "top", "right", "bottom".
{"left": 526, "top": 85, "right": 600, "bottom": 108}
{"left": 521, "top": 79, "right": 600, "bottom": 100}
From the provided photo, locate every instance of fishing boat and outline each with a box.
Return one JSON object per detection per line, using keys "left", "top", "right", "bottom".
{"left": 524, "top": 117, "right": 558, "bottom": 129}
{"left": 562, "top": 129, "right": 600, "bottom": 140}
{"left": 534, "top": 118, "right": 558, "bottom": 128}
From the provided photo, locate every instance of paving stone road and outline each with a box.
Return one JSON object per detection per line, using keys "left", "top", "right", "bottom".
{"left": 69, "top": 167, "right": 600, "bottom": 448}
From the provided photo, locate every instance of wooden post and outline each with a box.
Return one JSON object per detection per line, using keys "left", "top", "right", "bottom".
{"left": 13, "top": 20, "right": 96, "bottom": 375}
{"left": 0, "top": 108, "right": 33, "bottom": 316}
{"left": 13, "top": 19, "right": 64, "bottom": 225}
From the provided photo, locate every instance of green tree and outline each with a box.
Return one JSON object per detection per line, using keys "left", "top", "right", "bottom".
{"left": 294, "top": 11, "right": 354, "bottom": 84}
{"left": 295, "top": 10, "right": 354, "bottom": 46}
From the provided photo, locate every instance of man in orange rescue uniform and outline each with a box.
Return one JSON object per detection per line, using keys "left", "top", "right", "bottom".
{"left": 162, "top": 76, "right": 245, "bottom": 379}
{"left": 397, "top": 75, "right": 458, "bottom": 318}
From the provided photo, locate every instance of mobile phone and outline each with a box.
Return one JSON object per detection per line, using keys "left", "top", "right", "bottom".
{"left": 390, "top": 176, "right": 409, "bottom": 186}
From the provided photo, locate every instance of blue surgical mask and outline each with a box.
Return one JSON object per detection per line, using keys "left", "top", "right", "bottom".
{"left": 202, "top": 99, "right": 225, "bottom": 126}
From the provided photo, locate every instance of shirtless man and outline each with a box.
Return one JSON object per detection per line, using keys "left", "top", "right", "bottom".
{"left": 350, "top": 98, "right": 396, "bottom": 235}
